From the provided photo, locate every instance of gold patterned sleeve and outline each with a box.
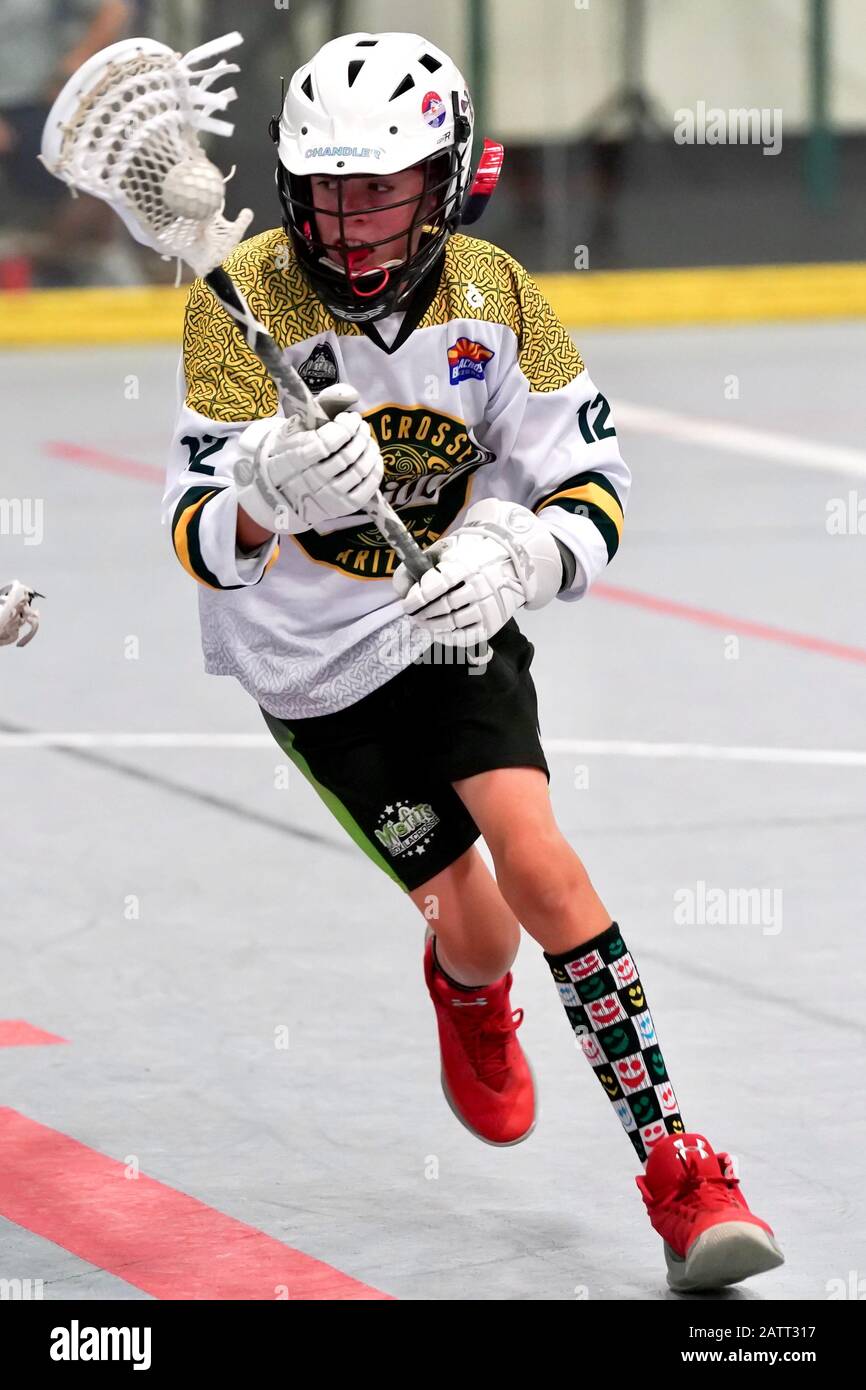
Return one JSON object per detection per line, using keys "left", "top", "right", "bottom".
{"left": 512, "top": 262, "right": 585, "bottom": 392}
{"left": 182, "top": 276, "right": 279, "bottom": 423}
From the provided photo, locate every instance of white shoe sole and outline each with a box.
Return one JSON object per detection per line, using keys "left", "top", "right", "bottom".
{"left": 666, "top": 1221, "right": 785, "bottom": 1292}
{"left": 440, "top": 1064, "right": 537, "bottom": 1148}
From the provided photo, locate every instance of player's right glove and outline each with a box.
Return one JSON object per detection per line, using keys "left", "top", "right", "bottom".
{"left": 232, "top": 383, "right": 384, "bottom": 533}
{"left": 393, "top": 498, "right": 564, "bottom": 648}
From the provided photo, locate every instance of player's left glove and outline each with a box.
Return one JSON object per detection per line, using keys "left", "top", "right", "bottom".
{"left": 393, "top": 498, "right": 564, "bottom": 648}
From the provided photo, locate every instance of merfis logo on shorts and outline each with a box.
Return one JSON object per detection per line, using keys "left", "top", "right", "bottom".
{"left": 375, "top": 800, "right": 440, "bottom": 858}
{"left": 295, "top": 404, "right": 494, "bottom": 579}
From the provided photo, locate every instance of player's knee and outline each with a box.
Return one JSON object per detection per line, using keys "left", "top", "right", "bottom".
{"left": 494, "top": 834, "right": 591, "bottom": 920}
{"left": 410, "top": 850, "right": 518, "bottom": 942}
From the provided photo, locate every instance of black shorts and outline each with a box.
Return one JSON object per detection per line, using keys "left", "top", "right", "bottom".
{"left": 261, "top": 619, "right": 549, "bottom": 892}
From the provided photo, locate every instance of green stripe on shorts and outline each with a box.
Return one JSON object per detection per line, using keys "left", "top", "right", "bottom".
{"left": 262, "top": 710, "right": 409, "bottom": 891}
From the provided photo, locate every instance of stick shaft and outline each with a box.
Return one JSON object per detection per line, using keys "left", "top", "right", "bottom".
{"left": 205, "top": 267, "right": 432, "bottom": 580}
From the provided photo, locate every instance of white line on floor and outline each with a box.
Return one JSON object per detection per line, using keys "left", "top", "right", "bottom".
{"left": 2, "top": 732, "right": 865, "bottom": 766}
{"left": 545, "top": 739, "right": 866, "bottom": 766}
{"left": 0, "top": 733, "right": 269, "bottom": 748}
{"left": 616, "top": 401, "right": 866, "bottom": 478}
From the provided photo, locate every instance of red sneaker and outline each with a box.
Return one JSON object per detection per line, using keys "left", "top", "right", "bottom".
{"left": 636, "top": 1132, "right": 785, "bottom": 1291}
{"left": 424, "top": 933, "right": 536, "bottom": 1146}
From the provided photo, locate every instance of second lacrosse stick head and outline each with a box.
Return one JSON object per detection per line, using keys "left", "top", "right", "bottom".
{"left": 39, "top": 33, "right": 253, "bottom": 277}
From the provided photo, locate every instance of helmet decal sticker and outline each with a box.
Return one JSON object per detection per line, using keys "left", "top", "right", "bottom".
{"left": 421, "top": 91, "right": 446, "bottom": 128}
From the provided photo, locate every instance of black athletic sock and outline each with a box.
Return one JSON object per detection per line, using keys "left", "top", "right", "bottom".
{"left": 544, "top": 921, "right": 685, "bottom": 1165}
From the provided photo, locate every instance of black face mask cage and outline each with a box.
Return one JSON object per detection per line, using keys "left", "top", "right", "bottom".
{"left": 275, "top": 136, "right": 470, "bottom": 321}
{"left": 293, "top": 155, "right": 458, "bottom": 290}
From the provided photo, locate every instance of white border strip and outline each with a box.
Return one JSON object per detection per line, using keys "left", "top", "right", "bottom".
{"left": 2, "top": 732, "right": 865, "bottom": 766}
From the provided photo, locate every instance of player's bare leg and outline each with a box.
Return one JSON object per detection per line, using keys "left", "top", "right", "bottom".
{"left": 452, "top": 766, "right": 612, "bottom": 954}
{"left": 408, "top": 845, "right": 519, "bottom": 986}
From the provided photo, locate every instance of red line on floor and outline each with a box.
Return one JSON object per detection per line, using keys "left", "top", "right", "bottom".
{"left": 38, "top": 456, "right": 860, "bottom": 670}
{"left": 0, "top": 1109, "right": 393, "bottom": 1300}
{"left": 593, "top": 582, "right": 866, "bottom": 666}
{"left": 43, "top": 441, "right": 163, "bottom": 483}
{"left": 0, "top": 1021, "right": 67, "bottom": 1047}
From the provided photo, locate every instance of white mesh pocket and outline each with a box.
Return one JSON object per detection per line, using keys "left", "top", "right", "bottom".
{"left": 41, "top": 34, "right": 252, "bottom": 276}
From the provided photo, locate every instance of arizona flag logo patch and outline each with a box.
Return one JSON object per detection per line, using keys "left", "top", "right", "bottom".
{"left": 447, "top": 337, "right": 495, "bottom": 385}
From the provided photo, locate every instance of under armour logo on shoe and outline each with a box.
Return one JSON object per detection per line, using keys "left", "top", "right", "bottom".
{"left": 674, "top": 1137, "right": 710, "bottom": 1162}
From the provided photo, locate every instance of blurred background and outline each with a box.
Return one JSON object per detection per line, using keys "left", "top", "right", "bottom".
{"left": 0, "top": 0, "right": 862, "bottom": 292}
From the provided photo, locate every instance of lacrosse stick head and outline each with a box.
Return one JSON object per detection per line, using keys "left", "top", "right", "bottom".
{"left": 40, "top": 32, "right": 253, "bottom": 277}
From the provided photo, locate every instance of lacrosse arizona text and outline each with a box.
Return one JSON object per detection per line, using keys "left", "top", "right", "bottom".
{"left": 49, "top": 1321, "right": 152, "bottom": 1370}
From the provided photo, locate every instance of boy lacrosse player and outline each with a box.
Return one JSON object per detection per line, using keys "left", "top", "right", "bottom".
{"left": 163, "top": 31, "right": 783, "bottom": 1292}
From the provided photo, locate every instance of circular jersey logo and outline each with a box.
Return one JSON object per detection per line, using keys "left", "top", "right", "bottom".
{"left": 421, "top": 91, "right": 446, "bottom": 128}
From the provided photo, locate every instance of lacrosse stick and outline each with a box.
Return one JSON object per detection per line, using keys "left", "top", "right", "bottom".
{"left": 38, "top": 32, "right": 433, "bottom": 580}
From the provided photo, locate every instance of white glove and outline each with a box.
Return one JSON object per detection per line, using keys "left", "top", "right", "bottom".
{"left": 232, "top": 383, "right": 384, "bottom": 533}
{"left": 393, "top": 498, "right": 564, "bottom": 648}
{"left": 0, "top": 581, "right": 42, "bottom": 648}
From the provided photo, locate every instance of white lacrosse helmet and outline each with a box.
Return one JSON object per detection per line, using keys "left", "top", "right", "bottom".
{"left": 274, "top": 32, "right": 475, "bottom": 322}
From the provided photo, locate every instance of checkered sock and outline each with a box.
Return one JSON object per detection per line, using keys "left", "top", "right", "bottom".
{"left": 544, "top": 921, "right": 685, "bottom": 1165}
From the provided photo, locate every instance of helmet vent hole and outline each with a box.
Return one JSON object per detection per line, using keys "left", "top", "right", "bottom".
{"left": 347, "top": 60, "right": 364, "bottom": 87}
{"left": 418, "top": 54, "right": 442, "bottom": 73}
{"left": 356, "top": 39, "right": 378, "bottom": 47}
{"left": 389, "top": 73, "right": 415, "bottom": 100}
{"left": 389, "top": 125, "right": 398, "bottom": 134}
{"left": 301, "top": 74, "right": 314, "bottom": 102}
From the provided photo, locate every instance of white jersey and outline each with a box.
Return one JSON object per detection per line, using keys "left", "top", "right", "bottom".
{"left": 162, "top": 230, "right": 630, "bottom": 718}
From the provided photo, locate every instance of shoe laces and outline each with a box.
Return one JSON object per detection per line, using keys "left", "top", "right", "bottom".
{"left": 659, "top": 1154, "right": 742, "bottom": 1224}
{"left": 453, "top": 1002, "right": 524, "bottom": 1082}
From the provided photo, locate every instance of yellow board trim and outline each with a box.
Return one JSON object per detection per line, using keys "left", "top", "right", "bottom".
{"left": 3, "top": 262, "right": 866, "bottom": 346}
{"left": 1, "top": 286, "right": 187, "bottom": 346}
{"left": 538, "top": 482, "right": 624, "bottom": 540}
{"left": 173, "top": 489, "right": 220, "bottom": 589}
{"left": 538, "top": 262, "right": 866, "bottom": 328}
